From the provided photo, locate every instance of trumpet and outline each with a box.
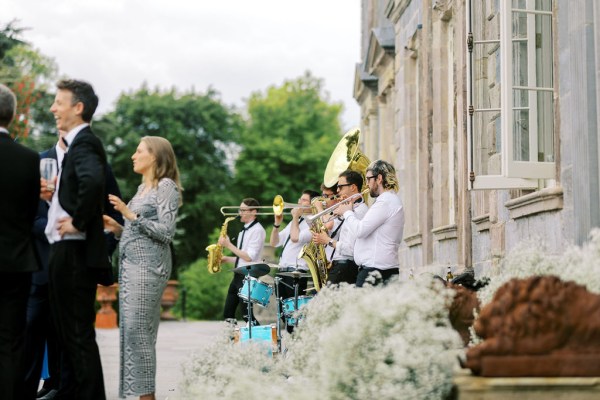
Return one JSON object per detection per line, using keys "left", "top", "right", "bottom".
{"left": 220, "top": 195, "right": 311, "bottom": 216}
{"left": 305, "top": 189, "right": 369, "bottom": 225}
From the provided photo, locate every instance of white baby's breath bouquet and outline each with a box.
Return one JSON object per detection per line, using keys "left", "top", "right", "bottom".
{"left": 181, "top": 278, "right": 463, "bottom": 399}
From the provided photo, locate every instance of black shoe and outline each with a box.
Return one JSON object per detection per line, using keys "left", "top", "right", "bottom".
{"left": 37, "top": 388, "right": 58, "bottom": 399}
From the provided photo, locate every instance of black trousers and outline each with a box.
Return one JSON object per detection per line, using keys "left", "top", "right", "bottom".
{"left": 327, "top": 259, "right": 359, "bottom": 285}
{"left": 0, "top": 271, "right": 31, "bottom": 400}
{"left": 223, "top": 273, "right": 259, "bottom": 325}
{"left": 48, "top": 241, "right": 105, "bottom": 400}
{"left": 23, "top": 283, "right": 58, "bottom": 399}
{"left": 356, "top": 267, "right": 399, "bottom": 288}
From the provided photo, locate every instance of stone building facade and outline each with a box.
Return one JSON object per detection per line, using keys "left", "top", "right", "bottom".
{"left": 355, "top": 0, "right": 600, "bottom": 277}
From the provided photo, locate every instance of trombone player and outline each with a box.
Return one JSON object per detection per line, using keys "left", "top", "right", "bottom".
{"left": 219, "top": 198, "right": 266, "bottom": 325}
{"left": 334, "top": 160, "right": 404, "bottom": 287}
{"left": 313, "top": 170, "right": 368, "bottom": 285}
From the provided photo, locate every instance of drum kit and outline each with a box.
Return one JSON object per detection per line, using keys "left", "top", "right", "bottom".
{"left": 233, "top": 262, "right": 313, "bottom": 352}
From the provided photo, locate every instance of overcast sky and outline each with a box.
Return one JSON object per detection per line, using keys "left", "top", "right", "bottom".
{"left": 5, "top": 0, "right": 362, "bottom": 130}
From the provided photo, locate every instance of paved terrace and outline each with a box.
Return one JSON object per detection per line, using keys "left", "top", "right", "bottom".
{"left": 96, "top": 321, "right": 223, "bottom": 400}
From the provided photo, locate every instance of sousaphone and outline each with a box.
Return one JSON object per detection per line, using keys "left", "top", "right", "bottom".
{"left": 323, "top": 127, "right": 370, "bottom": 194}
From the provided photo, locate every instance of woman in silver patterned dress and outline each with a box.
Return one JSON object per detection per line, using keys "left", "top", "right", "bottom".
{"left": 103, "top": 136, "right": 182, "bottom": 400}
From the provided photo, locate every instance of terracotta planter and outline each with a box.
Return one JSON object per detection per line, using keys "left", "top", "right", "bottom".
{"left": 160, "top": 280, "right": 179, "bottom": 320}
{"left": 95, "top": 283, "right": 118, "bottom": 329}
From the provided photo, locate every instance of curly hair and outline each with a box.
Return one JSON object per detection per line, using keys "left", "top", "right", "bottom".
{"left": 367, "top": 160, "right": 399, "bottom": 192}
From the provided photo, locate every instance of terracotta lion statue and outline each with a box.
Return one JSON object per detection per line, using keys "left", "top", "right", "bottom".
{"left": 465, "top": 275, "right": 600, "bottom": 375}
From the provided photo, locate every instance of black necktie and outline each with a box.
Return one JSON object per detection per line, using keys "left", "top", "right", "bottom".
{"left": 234, "top": 220, "right": 259, "bottom": 268}
{"left": 329, "top": 219, "right": 344, "bottom": 259}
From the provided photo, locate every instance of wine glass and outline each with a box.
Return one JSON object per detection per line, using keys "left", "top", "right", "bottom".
{"left": 40, "top": 158, "right": 58, "bottom": 192}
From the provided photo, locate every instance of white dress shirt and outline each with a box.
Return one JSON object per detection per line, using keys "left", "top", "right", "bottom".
{"left": 333, "top": 202, "right": 368, "bottom": 261}
{"left": 45, "top": 124, "right": 88, "bottom": 243}
{"left": 235, "top": 220, "right": 266, "bottom": 268}
{"left": 275, "top": 217, "right": 311, "bottom": 270}
{"left": 343, "top": 191, "right": 404, "bottom": 269}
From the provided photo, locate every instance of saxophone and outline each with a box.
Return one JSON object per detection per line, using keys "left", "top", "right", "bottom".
{"left": 298, "top": 198, "right": 329, "bottom": 291}
{"left": 205, "top": 216, "right": 237, "bottom": 274}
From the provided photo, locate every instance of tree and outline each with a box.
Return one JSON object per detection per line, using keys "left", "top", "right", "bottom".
{"left": 0, "top": 20, "right": 58, "bottom": 148}
{"left": 94, "top": 85, "right": 245, "bottom": 270}
{"left": 234, "top": 72, "right": 343, "bottom": 204}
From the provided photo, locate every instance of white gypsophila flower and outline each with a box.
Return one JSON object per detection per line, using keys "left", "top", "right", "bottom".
{"left": 181, "top": 279, "right": 463, "bottom": 400}
{"left": 477, "top": 228, "right": 600, "bottom": 307}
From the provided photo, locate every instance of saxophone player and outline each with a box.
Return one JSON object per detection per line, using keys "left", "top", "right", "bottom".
{"left": 313, "top": 170, "right": 368, "bottom": 285}
{"left": 314, "top": 182, "right": 340, "bottom": 262}
{"left": 219, "top": 198, "right": 266, "bottom": 325}
{"left": 334, "top": 160, "right": 404, "bottom": 287}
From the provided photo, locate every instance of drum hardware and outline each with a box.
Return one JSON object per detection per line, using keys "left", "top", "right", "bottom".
{"left": 238, "top": 277, "right": 273, "bottom": 307}
{"left": 276, "top": 270, "right": 307, "bottom": 330}
{"left": 276, "top": 271, "right": 312, "bottom": 279}
{"left": 232, "top": 262, "right": 271, "bottom": 278}
{"left": 237, "top": 263, "right": 273, "bottom": 339}
{"left": 282, "top": 295, "right": 313, "bottom": 326}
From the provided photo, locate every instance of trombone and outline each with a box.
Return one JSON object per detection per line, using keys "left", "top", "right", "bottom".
{"left": 305, "top": 189, "right": 370, "bottom": 225}
{"left": 220, "top": 195, "right": 311, "bottom": 216}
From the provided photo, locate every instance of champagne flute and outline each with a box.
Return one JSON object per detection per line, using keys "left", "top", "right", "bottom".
{"left": 40, "top": 158, "right": 58, "bottom": 192}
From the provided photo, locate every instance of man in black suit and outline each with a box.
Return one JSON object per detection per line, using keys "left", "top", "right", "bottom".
{"left": 43, "top": 79, "right": 109, "bottom": 400}
{"left": 0, "top": 83, "right": 41, "bottom": 400}
{"left": 24, "top": 127, "right": 124, "bottom": 399}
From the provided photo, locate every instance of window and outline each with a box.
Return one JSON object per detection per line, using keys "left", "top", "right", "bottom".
{"left": 467, "top": 0, "right": 555, "bottom": 189}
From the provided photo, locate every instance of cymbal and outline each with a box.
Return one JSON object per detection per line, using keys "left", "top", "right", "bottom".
{"left": 276, "top": 271, "right": 312, "bottom": 279}
{"left": 232, "top": 263, "right": 270, "bottom": 278}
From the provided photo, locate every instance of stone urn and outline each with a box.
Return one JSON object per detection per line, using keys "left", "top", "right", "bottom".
{"left": 95, "top": 283, "right": 118, "bottom": 329}
{"left": 160, "top": 280, "right": 179, "bottom": 320}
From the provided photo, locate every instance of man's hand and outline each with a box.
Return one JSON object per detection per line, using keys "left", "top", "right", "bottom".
{"left": 57, "top": 217, "right": 80, "bottom": 237}
{"left": 334, "top": 202, "right": 353, "bottom": 216}
{"left": 291, "top": 206, "right": 303, "bottom": 219}
{"left": 312, "top": 231, "right": 330, "bottom": 246}
{"left": 218, "top": 235, "right": 232, "bottom": 249}
{"left": 40, "top": 178, "right": 55, "bottom": 201}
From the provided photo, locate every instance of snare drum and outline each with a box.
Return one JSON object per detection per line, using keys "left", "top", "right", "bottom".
{"left": 282, "top": 295, "right": 313, "bottom": 326}
{"left": 238, "top": 277, "right": 273, "bottom": 307}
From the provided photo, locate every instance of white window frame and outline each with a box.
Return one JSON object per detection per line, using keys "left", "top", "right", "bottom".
{"left": 467, "top": 0, "right": 555, "bottom": 190}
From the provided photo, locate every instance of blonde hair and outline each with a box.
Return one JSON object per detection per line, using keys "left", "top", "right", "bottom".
{"left": 141, "top": 136, "right": 183, "bottom": 204}
{"left": 367, "top": 160, "right": 399, "bottom": 192}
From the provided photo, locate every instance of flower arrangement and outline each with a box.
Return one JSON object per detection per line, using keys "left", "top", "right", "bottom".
{"left": 181, "top": 278, "right": 463, "bottom": 399}
{"left": 477, "top": 228, "right": 600, "bottom": 307}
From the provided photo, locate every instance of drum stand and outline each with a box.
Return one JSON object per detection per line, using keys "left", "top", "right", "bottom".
{"left": 243, "top": 265, "right": 254, "bottom": 339}
{"left": 276, "top": 273, "right": 302, "bottom": 330}
{"left": 273, "top": 276, "right": 282, "bottom": 353}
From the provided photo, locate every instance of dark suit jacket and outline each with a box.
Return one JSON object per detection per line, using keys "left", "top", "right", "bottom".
{"left": 57, "top": 126, "right": 110, "bottom": 270}
{"left": 33, "top": 145, "right": 124, "bottom": 284}
{"left": 0, "top": 131, "right": 41, "bottom": 273}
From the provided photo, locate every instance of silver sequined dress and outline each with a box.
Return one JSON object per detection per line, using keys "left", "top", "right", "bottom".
{"left": 118, "top": 178, "right": 179, "bottom": 398}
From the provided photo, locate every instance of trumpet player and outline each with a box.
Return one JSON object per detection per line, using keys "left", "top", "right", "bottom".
{"left": 313, "top": 170, "right": 368, "bottom": 285}
{"left": 220, "top": 198, "right": 266, "bottom": 325}
{"left": 333, "top": 160, "right": 404, "bottom": 287}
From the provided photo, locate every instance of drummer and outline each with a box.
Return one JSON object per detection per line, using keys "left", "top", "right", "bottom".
{"left": 270, "top": 189, "right": 319, "bottom": 332}
{"left": 219, "top": 198, "right": 266, "bottom": 325}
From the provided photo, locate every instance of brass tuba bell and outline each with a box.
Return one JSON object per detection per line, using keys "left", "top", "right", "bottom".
{"left": 323, "top": 127, "right": 370, "bottom": 192}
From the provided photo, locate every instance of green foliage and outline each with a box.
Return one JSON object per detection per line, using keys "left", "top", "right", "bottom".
{"left": 234, "top": 71, "right": 344, "bottom": 202}
{"left": 174, "top": 257, "right": 231, "bottom": 320}
{"left": 94, "top": 84, "right": 245, "bottom": 270}
{"left": 0, "top": 20, "right": 58, "bottom": 146}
